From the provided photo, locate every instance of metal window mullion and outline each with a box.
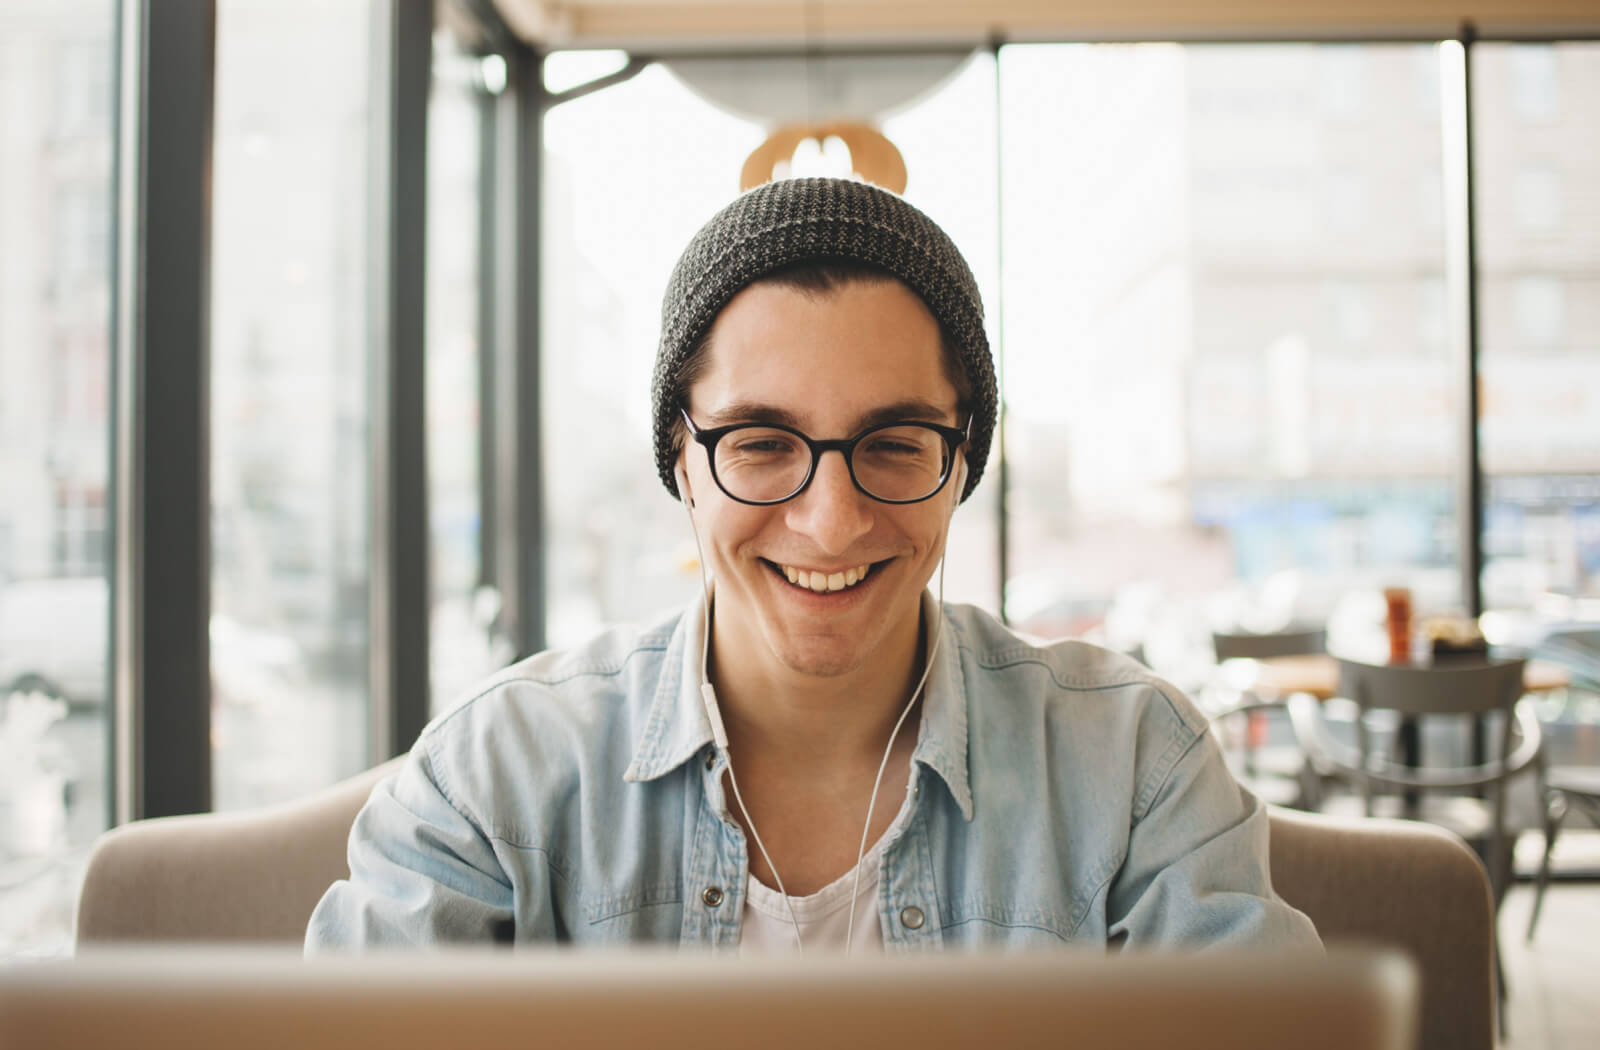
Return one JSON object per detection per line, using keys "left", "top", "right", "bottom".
{"left": 490, "top": 46, "right": 545, "bottom": 660}
{"left": 1460, "top": 31, "right": 1485, "bottom": 619}
{"left": 368, "top": 0, "right": 432, "bottom": 761}
{"left": 476, "top": 84, "right": 499, "bottom": 596}
{"left": 1440, "top": 28, "right": 1484, "bottom": 619}
{"left": 111, "top": 0, "right": 216, "bottom": 821}
{"left": 991, "top": 38, "right": 1010, "bottom": 623}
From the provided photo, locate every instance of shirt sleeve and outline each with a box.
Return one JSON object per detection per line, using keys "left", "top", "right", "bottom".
{"left": 1105, "top": 719, "right": 1323, "bottom": 951}
{"left": 304, "top": 740, "right": 516, "bottom": 951}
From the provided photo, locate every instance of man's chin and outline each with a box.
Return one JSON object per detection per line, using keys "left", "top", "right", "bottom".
{"left": 764, "top": 632, "right": 875, "bottom": 681}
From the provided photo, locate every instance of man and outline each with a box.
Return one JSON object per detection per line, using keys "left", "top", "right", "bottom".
{"left": 307, "top": 177, "right": 1319, "bottom": 952}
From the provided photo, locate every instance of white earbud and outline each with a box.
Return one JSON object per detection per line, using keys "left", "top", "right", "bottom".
{"left": 950, "top": 456, "right": 968, "bottom": 517}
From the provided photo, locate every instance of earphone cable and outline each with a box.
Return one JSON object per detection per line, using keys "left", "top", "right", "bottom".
{"left": 842, "top": 552, "right": 944, "bottom": 952}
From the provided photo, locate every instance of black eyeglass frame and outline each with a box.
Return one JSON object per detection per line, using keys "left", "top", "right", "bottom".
{"left": 679, "top": 407, "right": 970, "bottom": 506}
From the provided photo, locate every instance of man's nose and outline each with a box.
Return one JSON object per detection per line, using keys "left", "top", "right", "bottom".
{"left": 783, "top": 449, "right": 873, "bottom": 556}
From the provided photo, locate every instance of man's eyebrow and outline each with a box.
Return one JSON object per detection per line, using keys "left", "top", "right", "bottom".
{"left": 701, "top": 402, "right": 805, "bottom": 428}
{"left": 702, "top": 399, "right": 958, "bottom": 431}
{"left": 855, "top": 399, "right": 959, "bottom": 429}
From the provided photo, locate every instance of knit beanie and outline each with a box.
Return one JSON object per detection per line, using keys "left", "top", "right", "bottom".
{"left": 650, "top": 176, "right": 996, "bottom": 503}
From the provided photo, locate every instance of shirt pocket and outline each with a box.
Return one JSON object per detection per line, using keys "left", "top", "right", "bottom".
{"left": 580, "top": 882, "right": 685, "bottom": 945}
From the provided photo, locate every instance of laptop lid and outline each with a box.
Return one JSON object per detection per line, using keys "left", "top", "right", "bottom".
{"left": 1, "top": 945, "right": 1416, "bottom": 1050}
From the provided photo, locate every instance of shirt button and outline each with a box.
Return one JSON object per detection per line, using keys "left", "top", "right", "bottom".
{"left": 900, "top": 906, "right": 925, "bottom": 930}
{"left": 702, "top": 886, "right": 724, "bottom": 908}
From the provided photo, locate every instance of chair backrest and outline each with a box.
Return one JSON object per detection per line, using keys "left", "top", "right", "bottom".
{"left": 74, "top": 758, "right": 404, "bottom": 944}
{"left": 1268, "top": 806, "right": 1494, "bottom": 1050}
{"left": 1330, "top": 656, "right": 1538, "bottom": 904}
{"left": 1212, "top": 627, "right": 1326, "bottom": 661}
{"left": 1336, "top": 657, "right": 1526, "bottom": 718}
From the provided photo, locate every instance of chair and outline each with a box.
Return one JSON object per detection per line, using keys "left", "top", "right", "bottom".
{"left": 1212, "top": 627, "right": 1328, "bottom": 662}
{"left": 75, "top": 759, "right": 402, "bottom": 943}
{"left": 1206, "top": 627, "right": 1327, "bottom": 808}
{"left": 1288, "top": 657, "right": 1544, "bottom": 905}
{"left": 1526, "top": 766, "right": 1600, "bottom": 943}
{"left": 76, "top": 761, "right": 1497, "bottom": 1050}
{"left": 1269, "top": 807, "right": 1495, "bottom": 1050}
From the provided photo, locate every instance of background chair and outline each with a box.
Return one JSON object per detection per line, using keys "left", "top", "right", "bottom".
{"left": 1526, "top": 766, "right": 1600, "bottom": 943}
{"left": 1212, "top": 627, "right": 1328, "bottom": 662}
{"left": 76, "top": 761, "right": 1495, "bottom": 1050}
{"left": 1206, "top": 627, "right": 1327, "bottom": 808}
{"left": 1288, "top": 657, "right": 1543, "bottom": 905}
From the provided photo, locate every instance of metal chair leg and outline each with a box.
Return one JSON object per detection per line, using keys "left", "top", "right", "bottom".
{"left": 1496, "top": 937, "right": 1509, "bottom": 1042}
{"left": 1526, "top": 790, "right": 1568, "bottom": 944}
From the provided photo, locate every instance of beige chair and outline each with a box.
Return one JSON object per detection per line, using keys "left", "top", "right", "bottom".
{"left": 1268, "top": 807, "right": 1494, "bottom": 1050}
{"left": 75, "top": 759, "right": 403, "bottom": 943}
{"left": 76, "top": 762, "right": 1495, "bottom": 1050}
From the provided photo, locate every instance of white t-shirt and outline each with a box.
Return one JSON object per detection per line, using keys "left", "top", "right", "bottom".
{"left": 738, "top": 842, "right": 885, "bottom": 954}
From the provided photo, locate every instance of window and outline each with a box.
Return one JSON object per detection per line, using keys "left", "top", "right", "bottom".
{"left": 0, "top": 0, "right": 116, "bottom": 960}
{"left": 1316, "top": 45, "right": 1367, "bottom": 117}
{"left": 1001, "top": 43, "right": 1455, "bottom": 679}
{"left": 1509, "top": 45, "right": 1559, "bottom": 120}
{"left": 1327, "top": 282, "right": 1374, "bottom": 348}
{"left": 1477, "top": 42, "right": 1600, "bottom": 671}
{"left": 1513, "top": 167, "right": 1562, "bottom": 232}
{"left": 427, "top": 29, "right": 500, "bottom": 710}
{"left": 1512, "top": 276, "right": 1565, "bottom": 348}
{"left": 209, "top": 0, "right": 375, "bottom": 809}
{"left": 1417, "top": 278, "right": 1446, "bottom": 353}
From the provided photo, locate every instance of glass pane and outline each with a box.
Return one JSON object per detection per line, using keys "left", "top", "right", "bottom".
{"left": 1000, "top": 44, "right": 1456, "bottom": 683}
{"left": 1475, "top": 43, "right": 1600, "bottom": 768}
{"left": 210, "top": 0, "right": 373, "bottom": 809}
{"left": 0, "top": 0, "right": 116, "bottom": 958}
{"left": 540, "top": 52, "right": 1000, "bottom": 644}
{"left": 427, "top": 29, "right": 500, "bottom": 710}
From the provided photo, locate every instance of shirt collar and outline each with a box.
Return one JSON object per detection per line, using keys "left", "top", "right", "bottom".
{"left": 623, "top": 589, "right": 974, "bottom": 822}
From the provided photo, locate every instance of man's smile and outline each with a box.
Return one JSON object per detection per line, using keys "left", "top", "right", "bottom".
{"left": 761, "top": 558, "right": 885, "bottom": 594}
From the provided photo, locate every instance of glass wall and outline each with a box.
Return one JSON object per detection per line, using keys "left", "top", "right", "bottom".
{"left": 999, "top": 44, "right": 1457, "bottom": 684}
{"left": 209, "top": 0, "right": 374, "bottom": 809}
{"left": 539, "top": 51, "right": 999, "bottom": 642}
{"left": 1475, "top": 42, "right": 1600, "bottom": 766}
{"left": 0, "top": 0, "right": 115, "bottom": 958}
{"left": 426, "top": 27, "right": 500, "bottom": 711}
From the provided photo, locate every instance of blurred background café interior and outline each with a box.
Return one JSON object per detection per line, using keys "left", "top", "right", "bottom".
{"left": 1, "top": 0, "right": 1598, "bottom": 1002}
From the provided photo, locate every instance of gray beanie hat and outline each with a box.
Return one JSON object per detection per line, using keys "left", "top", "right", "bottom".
{"left": 650, "top": 176, "right": 996, "bottom": 503}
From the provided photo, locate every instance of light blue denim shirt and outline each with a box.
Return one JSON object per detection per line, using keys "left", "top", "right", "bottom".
{"left": 306, "top": 595, "right": 1320, "bottom": 952}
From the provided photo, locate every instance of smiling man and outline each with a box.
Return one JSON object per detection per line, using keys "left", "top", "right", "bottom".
{"left": 307, "top": 178, "right": 1319, "bottom": 953}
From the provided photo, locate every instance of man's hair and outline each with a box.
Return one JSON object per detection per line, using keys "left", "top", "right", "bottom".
{"left": 666, "top": 258, "right": 974, "bottom": 458}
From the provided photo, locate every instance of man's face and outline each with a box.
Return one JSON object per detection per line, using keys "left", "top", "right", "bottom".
{"left": 679, "top": 277, "right": 964, "bottom": 683}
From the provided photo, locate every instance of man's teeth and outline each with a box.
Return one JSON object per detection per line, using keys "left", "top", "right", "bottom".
{"left": 781, "top": 563, "right": 872, "bottom": 593}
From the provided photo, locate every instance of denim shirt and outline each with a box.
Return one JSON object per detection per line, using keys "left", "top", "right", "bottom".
{"left": 306, "top": 595, "right": 1320, "bottom": 952}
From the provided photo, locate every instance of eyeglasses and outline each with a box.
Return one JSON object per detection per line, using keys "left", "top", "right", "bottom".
{"left": 680, "top": 407, "right": 969, "bottom": 506}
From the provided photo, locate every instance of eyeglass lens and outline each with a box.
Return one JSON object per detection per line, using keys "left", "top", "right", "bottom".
{"left": 713, "top": 425, "right": 950, "bottom": 503}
